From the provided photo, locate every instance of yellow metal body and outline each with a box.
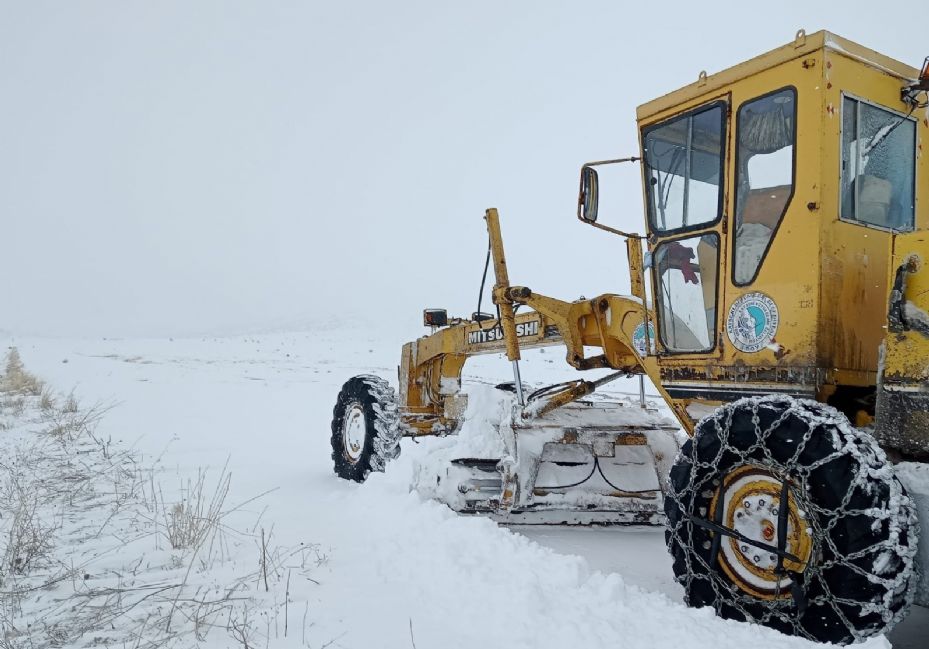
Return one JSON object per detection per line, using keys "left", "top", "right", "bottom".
{"left": 397, "top": 31, "right": 929, "bottom": 456}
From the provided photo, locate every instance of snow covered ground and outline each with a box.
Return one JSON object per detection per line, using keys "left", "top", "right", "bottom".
{"left": 2, "top": 324, "right": 923, "bottom": 648}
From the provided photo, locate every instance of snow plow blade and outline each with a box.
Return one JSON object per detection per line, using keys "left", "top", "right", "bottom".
{"left": 413, "top": 396, "right": 680, "bottom": 526}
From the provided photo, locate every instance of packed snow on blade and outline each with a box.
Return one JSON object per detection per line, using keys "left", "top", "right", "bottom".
{"left": 411, "top": 383, "right": 681, "bottom": 525}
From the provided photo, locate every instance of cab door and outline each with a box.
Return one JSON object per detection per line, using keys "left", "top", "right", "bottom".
{"left": 640, "top": 98, "right": 729, "bottom": 384}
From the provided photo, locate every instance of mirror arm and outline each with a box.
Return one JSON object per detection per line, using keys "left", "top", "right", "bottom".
{"left": 584, "top": 156, "right": 640, "bottom": 167}
{"left": 576, "top": 155, "right": 642, "bottom": 232}
{"left": 582, "top": 221, "right": 644, "bottom": 240}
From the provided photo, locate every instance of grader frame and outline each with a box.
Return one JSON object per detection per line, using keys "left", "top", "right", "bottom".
{"left": 397, "top": 30, "right": 929, "bottom": 462}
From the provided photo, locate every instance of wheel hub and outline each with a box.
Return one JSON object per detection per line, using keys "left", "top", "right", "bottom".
{"left": 710, "top": 465, "right": 813, "bottom": 600}
{"left": 342, "top": 403, "right": 367, "bottom": 463}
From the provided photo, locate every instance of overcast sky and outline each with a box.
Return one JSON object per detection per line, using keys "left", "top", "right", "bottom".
{"left": 2, "top": 1, "right": 927, "bottom": 337}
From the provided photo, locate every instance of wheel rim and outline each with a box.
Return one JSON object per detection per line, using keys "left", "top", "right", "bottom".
{"left": 342, "top": 403, "right": 366, "bottom": 463}
{"left": 710, "top": 464, "right": 813, "bottom": 600}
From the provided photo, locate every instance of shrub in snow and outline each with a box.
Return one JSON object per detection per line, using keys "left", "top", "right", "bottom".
{"left": 0, "top": 354, "right": 322, "bottom": 648}
{"left": 1, "top": 348, "right": 43, "bottom": 396}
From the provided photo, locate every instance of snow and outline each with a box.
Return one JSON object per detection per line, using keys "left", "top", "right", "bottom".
{"left": 686, "top": 401, "right": 718, "bottom": 422}
{"left": 0, "top": 330, "right": 900, "bottom": 648}
{"left": 903, "top": 301, "right": 929, "bottom": 332}
{"left": 823, "top": 35, "right": 914, "bottom": 82}
{"left": 896, "top": 462, "right": 929, "bottom": 607}
{"left": 410, "top": 382, "right": 680, "bottom": 522}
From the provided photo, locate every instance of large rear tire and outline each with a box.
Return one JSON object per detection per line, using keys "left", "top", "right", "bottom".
{"left": 665, "top": 396, "right": 918, "bottom": 645}
{"left": 330, "top": 375, "right": 401, "bottom": 482}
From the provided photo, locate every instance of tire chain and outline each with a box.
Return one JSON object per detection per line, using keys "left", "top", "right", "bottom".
{"left": 358, "top": 375, "right": 403, "bottom": 472}
{"left": 665, "top": 395, "right": 918, "bottom": 642}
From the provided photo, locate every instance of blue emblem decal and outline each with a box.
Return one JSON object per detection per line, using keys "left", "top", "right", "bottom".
{"left": 726, "top": 293, "right": 779, "bottom": 353}
{"left": 632, "top": 321, "right": 657, "bottom": 357}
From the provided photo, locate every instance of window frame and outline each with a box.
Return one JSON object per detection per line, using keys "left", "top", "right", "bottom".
{"left": 731, "top": 85, "right": 798, "bottom": 287}
{"left": 642, "top": 100, "right": 729, "bottom": 236}
{"left": 838, "top": 92, "right": 918, "bottom": 233}
{"left": 653, "top": 231, "right": 721, "bottom": 355}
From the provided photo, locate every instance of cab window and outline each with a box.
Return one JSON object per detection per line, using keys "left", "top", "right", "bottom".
{"left": 841, "top": 96, "right": 916, "bottom": 231}
{"left": 733, "top": 88, "right": 796, "bottom": 285}
{"left": 643, "top": 103, "right": 726, "bottom": 233}
{"left": 654, "top": 234, "right": 719, "bottom": 352}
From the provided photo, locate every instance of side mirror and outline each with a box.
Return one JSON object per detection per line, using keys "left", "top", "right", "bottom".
{"left": 577, "top": 165, "right": 599, "bottom": 223}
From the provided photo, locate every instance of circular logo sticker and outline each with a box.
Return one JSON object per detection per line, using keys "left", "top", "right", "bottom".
{"left": 632, "top": 321, "right": 657, "bottom": 357}
{"left": 726, "top": 293, "right": 779, "bottom": 353}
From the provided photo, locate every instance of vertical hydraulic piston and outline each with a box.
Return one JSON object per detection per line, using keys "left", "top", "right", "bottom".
{"left": 485, "top": 208, "right": 525, "bottom": 405}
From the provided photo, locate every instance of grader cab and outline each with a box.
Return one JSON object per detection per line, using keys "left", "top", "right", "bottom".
{"left": 330, "top": 30, "right": 928, "bottom": 644}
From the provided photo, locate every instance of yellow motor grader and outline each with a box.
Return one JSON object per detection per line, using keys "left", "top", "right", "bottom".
{"left": 330, "top": 30, "right": 929, "bottom": 644}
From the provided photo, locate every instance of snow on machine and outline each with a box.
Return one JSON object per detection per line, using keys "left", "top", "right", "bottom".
{"left": 330, "top": 30, "right": 929, "bottom": 645}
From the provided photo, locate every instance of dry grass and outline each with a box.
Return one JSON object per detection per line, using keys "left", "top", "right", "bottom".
{"left": 160, "top": 464, "right": 232, "bottom": 551}
{"left": 38, "top": 386, "right": 56, "bottom": 413}
{"left": 0, "top": 394, "right": 26, "bottom": 418}
{"left": 0, "top": 476, "right": 57, "bottom": 578}
{"left": 42, "top": 400, "right": 109, "bottom": 441}
{"left": 62, "top": 392, "right": 79, "bottom": 414}
{"left": 1, "top": 348, "right": 43, "bottom": 396}
{"left": 0, "top": 350, "right": 320, "bottom": 648}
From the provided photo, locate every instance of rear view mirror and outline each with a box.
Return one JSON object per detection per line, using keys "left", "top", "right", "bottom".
{"left": 577, "top": 166, "right": 599, "bottom": 223}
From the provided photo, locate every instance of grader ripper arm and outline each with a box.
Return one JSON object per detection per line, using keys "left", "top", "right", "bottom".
{"left": 398, "top": 208, "right": 661, "bottom": 436}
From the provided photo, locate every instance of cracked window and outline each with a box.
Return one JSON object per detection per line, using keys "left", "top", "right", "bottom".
{"left": 841, "top": 97, "right": 916, "bottom": 231}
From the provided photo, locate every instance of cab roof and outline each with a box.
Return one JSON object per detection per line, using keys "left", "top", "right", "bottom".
{"left": 636, "top": 30, "right": 919, "bottom": 121}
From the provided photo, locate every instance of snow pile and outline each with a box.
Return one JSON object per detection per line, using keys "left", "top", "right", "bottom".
{"left": 335, "top": 467, "right": 892, "bottom": 649}
{"left": 436, "top": 382, "right": 513, "bottom": 459}
{"left": 410, "top": 383, "right": 512, "bottom": 508}
{"left": 896, "top": 462, "right": 929, "bottom": 607}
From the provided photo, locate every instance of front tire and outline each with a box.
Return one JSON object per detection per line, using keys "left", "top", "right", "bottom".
{"left": 331, "top": 375, "right": 401, "bottom": 482}
{"left": 665, "top": 396, "right": 918, "bottom": 645}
